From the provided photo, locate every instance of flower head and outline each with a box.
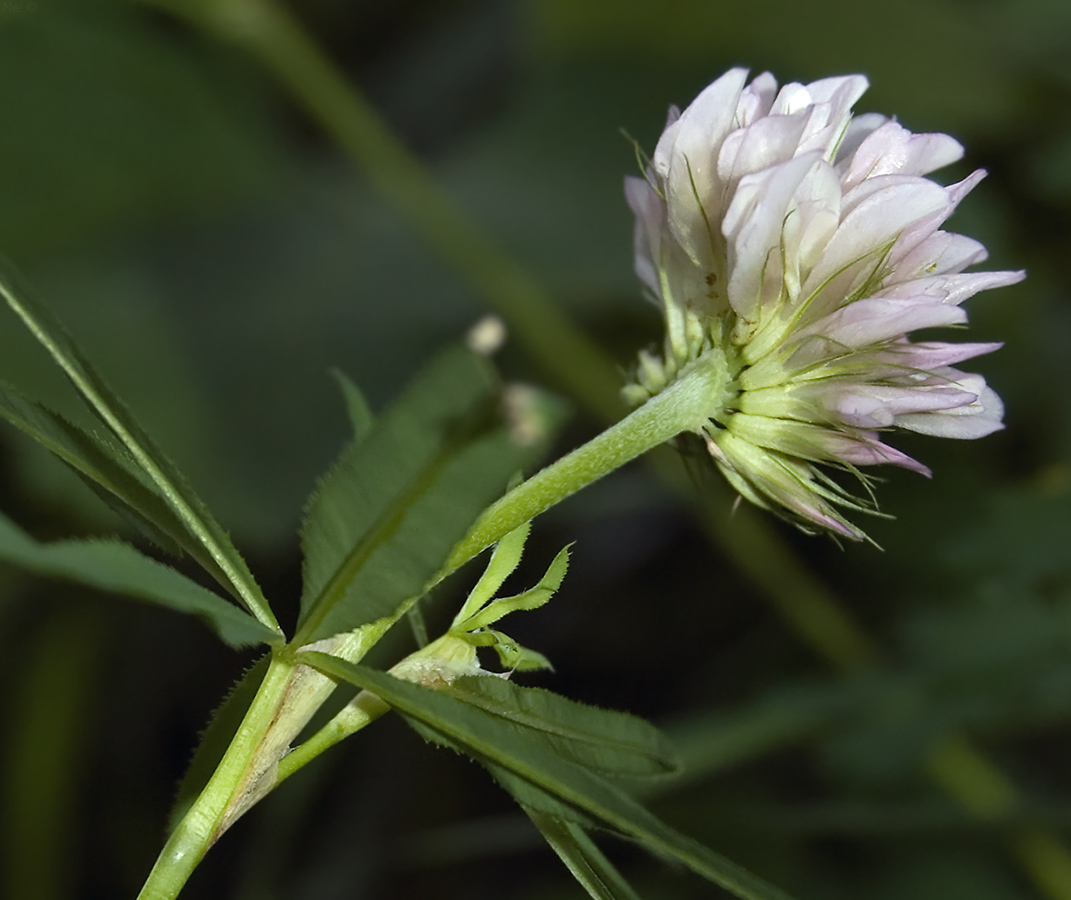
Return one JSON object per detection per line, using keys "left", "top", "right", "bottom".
{"left": 624, "top": 69, "right": 1023, "bottom": 539}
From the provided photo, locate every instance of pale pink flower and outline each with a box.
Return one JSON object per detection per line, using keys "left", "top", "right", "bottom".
{"left": 624, "top": 68, "right": 1023, "bottom": 539}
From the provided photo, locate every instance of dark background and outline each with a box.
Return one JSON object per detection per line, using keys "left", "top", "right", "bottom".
{"left": 2, "top": 1, "right": 1070, "bottom": 898}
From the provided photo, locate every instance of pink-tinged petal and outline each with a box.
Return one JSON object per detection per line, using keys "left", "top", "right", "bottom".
{"left": 736, "top": 72, "right": 779, "bottom": 124}
{"left": 877, "top": 340, "right": 1004, "bottom": 370}
{"left": 835, "top": 112, "right": 889, "bottom": 164}
{"left": 797, "top": 75, "right": 870, "bottom": 155}
{"left": 874, "top": 270, "right": 1026, "bottom": 305}
{"left": 886, "top": 170, "right": 986, "bottom": 265}
{"left": 829, "top": 437, "right": 932, "bottom": 475}
{"left": 803, "top": 74, "right": 869, "bottom": 112}
{"left": 624, "top": 175, "right": 665, "bottom": 294}
{"left": 892, "top": 231, "right": 989, "bottom": 281}
{"left": 724, "top": 153, "right": 823, "bottom": 325}
{"left": 819, "top": 381, "right": 980, "bottom": 429}
{"left": 786, "top": 163, "right": 842, "bottom": 278}
{"left": 896, "top": 383, "right": 1004, "bottom": 438}
{"left": 843, "top": 122, "right": 963, "bottom": 191}
{"left": 653, "top": 69, "right": 750, "bottom": 267}
{"left": 717, "top": 114, "right": 810, "bottom": 185}
{"left": 769, "top": 81, "right": 814, "bottom": 116}
{"left": 801, "top": 176, "right": 949, "bottom": 305}
{"left": 797, "top": 296, "right": 967, "bottom": 348}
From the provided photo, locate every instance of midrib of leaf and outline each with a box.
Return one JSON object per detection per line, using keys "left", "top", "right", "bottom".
{"left": 448, "top": 682, "right": 668, "bottom": 767}
{"left": 524, "top": 807, "right": 644, "bottom": 900}
{"left": 301, "top": 656, "right": 797, "bottom": 900}
{"left": 0, "top": 270, "right": 279, "bottom": 634}
{"left": 295, "top": 435, "right": 458, "bottom": 645}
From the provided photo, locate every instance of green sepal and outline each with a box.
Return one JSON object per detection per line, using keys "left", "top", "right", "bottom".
{"left": 486, "top": 631, "right": 555, "bottom": 672}
{"left": 451, "top": 522, "right": 531, "bottom": 626}
{"left": 458, "top": 544, "right": 571, "bottom": 632}
{"left": 0, "top": 510, "right": 277, "bottom": 649}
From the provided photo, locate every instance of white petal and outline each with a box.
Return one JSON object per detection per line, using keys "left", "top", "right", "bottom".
{"left": 896, "top": 383, "right": 1004, "bottom": 438}
{"left": 724, "top": 153, "right": 822, "bottom": 325}
{"left": 892, "top": 232, "right": 989, "bottom": 280}
{"left": 717, "top": 114, "right": 810, "bottom": 185}
{"left": 624, "top": 175, "right": 665, "bottom": 294}
{"left": 874, "top": 270, "right": 1026, "bottom": 305}
{"left": 843, "top": 121, "right": 963, "bottom": 191}
{"left": 798, "top": 296, "right": 967, "bottom": 348}
{"left": 801, "top": 176, "right": 950, "bottom": 307}
{"left": 653, "top": 69, "right": 749, "bottom": 267}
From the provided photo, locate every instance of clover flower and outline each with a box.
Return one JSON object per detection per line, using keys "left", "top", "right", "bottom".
{"left": 623, "top": 68, "right": 1023, "bottom": 539}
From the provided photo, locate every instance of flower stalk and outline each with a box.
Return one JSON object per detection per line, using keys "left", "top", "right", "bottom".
{"left": 445, "top": 349, "right": 736, "bottom": 576}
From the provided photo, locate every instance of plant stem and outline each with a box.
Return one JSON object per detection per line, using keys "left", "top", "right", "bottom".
{"left": 445, "top": 355, "right": 731, "bottom": 575}
{"left": 136, "top": 653, "right": 297, "bottom": 900}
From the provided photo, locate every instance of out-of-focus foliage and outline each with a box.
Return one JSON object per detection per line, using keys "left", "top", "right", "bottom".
{"left": 1, "top": 1, "right": 1069, "bottom": 899}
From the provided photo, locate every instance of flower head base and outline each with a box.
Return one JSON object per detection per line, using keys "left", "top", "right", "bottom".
{"left": 625, "top": 69, "right": 1023, "bottom": 539}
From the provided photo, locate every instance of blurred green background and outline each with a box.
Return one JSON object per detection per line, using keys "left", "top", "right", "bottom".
{"left": 2, "top": 0, "right": 1070, "bottom": 898}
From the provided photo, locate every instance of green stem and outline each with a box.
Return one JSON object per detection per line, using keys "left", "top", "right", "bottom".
{"left": 136, "top": 653, "right": 297, "bottom": 900}
{"left": 445, "top": 355, "right": 731, "bottom": 576}
{"left": 276, "top": 690, "right": 390, "bottom": 786}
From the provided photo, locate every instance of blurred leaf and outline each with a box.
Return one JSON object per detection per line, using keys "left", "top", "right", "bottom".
{"left": 2, "top": 609, "right": 102, "bottom": 900}
{"left": 0, "top": 0, "right": 284, "bottom": 257}
{"left": 331, "top": 369, "right": 375, "bottom": 443}
{"left": 531, "top": 0, "right": 1024, "bottom": 133}
{"left": 524, "top": 807, "right": 645, "bottom": 900}
{"left": 0, "top": 257, "right": 278, "bottom": 631}
{"left": 0, "top": 510, "right": 277, "bottom": 648}
{"left": 295, "top": 347, "right": 559, "bottom": 644}
{"left": 301, "top": 654, "right": 798, "bottom": 900}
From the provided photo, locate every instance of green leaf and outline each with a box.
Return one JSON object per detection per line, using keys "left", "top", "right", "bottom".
{"left": 301, "top": 655, "right": 798, "bottom": 900}
{"left": 295, "top": 347, "right": 557, "bottom": 644}
{"left": 0, "top": 510, "right": 277, "bottom": 648}
{"left": 524, "top": 807, "right": 645, "bottom": 900}
{"left": 444, "top": 675, "right": 677, "bottom": 779}
{"left": 330, "top": 369, "right": 375, "bottom": 443}
{"left": 0, "top": 378, "right": 193, "bottom": 557}
{"left": 0, "top": 257, "right": 279, "bottom": 634}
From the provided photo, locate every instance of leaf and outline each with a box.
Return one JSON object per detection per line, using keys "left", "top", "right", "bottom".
{"left": 0, "top": 378, "right": 190, "bottom": 556}
{"left": 330, "top": 369, "right": 375, "bottom": 443}
{"left": 524, "top": 807, "right": 645, "bottom": 900}
{"left": 301, "top": 654, "right": 798, "bottom": 900}
{"left": 446, "top": 675, "right": 676, "bottom": 779}
{"left": 0, "top": 256, "right": 279, "bottom": 634}
{"left": 295, "top": 347, "right": 559, "bottom": 644}
{"left": 0, "top": 510, "right": 277, "bottom": 648}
